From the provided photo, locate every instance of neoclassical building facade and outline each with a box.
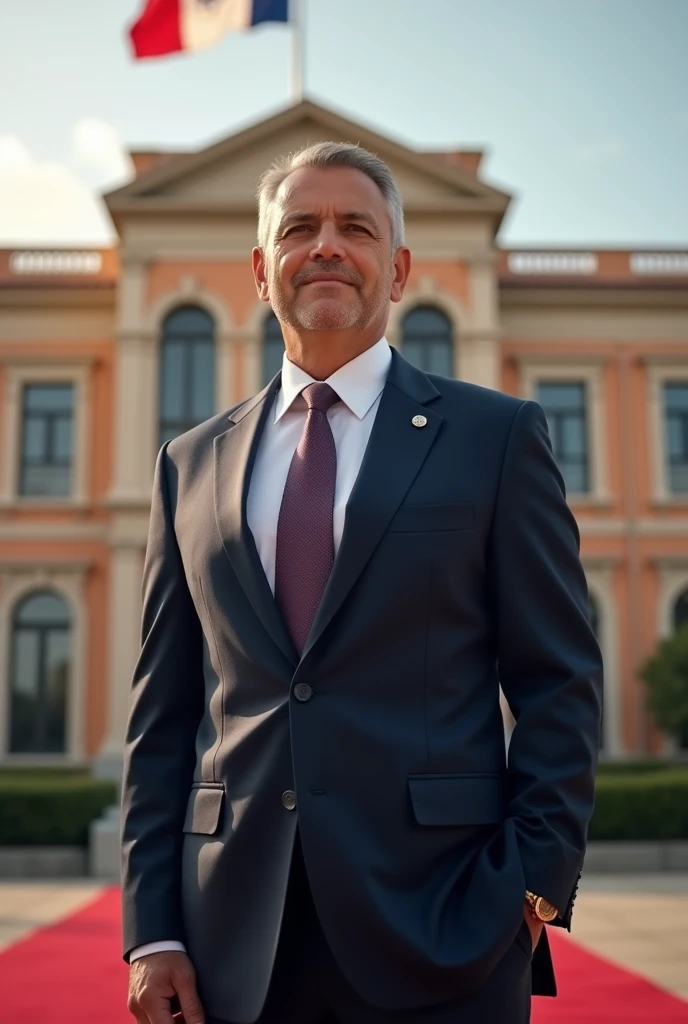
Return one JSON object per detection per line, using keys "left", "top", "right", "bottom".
{"left": 1, "top": 99, "right": 687, "bottom": 772}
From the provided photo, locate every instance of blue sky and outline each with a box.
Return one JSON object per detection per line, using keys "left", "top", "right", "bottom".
{"left": 1, "top": 0, "right": 686, "bottom": 247}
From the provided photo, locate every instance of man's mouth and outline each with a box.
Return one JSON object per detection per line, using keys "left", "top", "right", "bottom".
{"left": 302, "top": 276, "right": 353, "bottom": 285}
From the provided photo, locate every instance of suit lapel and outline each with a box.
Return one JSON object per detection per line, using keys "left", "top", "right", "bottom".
{"left": 301, "top": 349, "right": 443, "bottom": 661}
{"left": 213, "top": 375, "right": 297, "bottom": 667}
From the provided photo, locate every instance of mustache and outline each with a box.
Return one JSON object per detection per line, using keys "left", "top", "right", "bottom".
{"left": 292, "top": 264, "right": 364, "bottom": 289}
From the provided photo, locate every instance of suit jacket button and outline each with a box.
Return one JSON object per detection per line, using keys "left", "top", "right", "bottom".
{"left": 282, "top": 790, "right": 297, "bottom": 811}
{"left": 293, "top": 683, "right": 313, "bottom": 702}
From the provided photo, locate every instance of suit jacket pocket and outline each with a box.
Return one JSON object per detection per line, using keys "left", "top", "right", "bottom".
{"left": 408, "top": 773, "right": 503, "bottom": 826}
{"left": 183, "top": 782, "right": 224, "bottom": 835}
{"left": 387, "top": 503, "right": 474, "bottom": 533}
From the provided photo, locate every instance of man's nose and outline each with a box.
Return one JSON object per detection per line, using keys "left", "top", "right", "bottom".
{"left": 310, "top": 224, "right": 343, "bottom": 260}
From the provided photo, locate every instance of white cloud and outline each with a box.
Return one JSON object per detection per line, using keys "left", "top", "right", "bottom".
{"left": 573, "top": 137, "right": 625, "bottom": 165}
{"left": 71, "top": 117, "right": 133, "bottom": 189}
{"left": 0, "top": 120, "right": 134, "bottom": 246}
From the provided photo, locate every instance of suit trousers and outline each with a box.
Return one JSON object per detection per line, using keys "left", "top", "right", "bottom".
{"left": 209, "top": 828, "right": 532, "bottom": 1024}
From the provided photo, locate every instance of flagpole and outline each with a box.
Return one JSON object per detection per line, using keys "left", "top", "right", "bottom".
{"left": 290, "top": 0, "right": 304, "bottom": 102}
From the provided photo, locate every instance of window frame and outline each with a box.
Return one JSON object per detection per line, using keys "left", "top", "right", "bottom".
{"left": 19, "top": 383, "right": 75, "bottom": 499}
{"left": 647, "top": 362, "right": 688, "bottom": 504}
{"left": 0, "top": 564, "right": 88, "bottom": 765}
{"left": 0, "top": 362, "right": 90, "bottom": 508}
{"left": 8, "top": 591, "right": 71, "bottom": 755}
{"left": 519, "top": 359, "right": 609, "bottom": 504}
{"left": 400, "top": 305, "right": 455, "bottom": 379}
{"left": 536, "top": 380, "right": 590, "bottom": 495}
{"left": 158, "top": 306, "right": 217, "bottom": 447}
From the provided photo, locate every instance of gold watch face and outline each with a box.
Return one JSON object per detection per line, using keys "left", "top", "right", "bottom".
{"left": 535, "top": 897, "right": 558, "bottom": 922}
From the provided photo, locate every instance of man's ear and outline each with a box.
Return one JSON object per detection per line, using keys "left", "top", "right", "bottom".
{"left": 390, "top": 248, "right": 411, "bottom": 303}
{"left": 252, "top": 247, "right": 270, "bottom": 301}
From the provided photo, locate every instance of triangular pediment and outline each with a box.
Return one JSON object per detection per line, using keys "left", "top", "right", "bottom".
{"left": 105, "top": 99, "right": 510, "bottom": 218}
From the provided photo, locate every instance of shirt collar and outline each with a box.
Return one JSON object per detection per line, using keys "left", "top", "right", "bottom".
{"left": 274, "top": 336, "right": 392, "bottom": 423}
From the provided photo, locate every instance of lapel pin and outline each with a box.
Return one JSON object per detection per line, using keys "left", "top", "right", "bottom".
{"left": 411, "top": 415, "right": 428, "bottom": 428}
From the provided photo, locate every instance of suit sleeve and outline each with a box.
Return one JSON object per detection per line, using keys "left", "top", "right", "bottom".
{"left": 488, "top": 400, "right": 603, "bottom": 928}
{"left": 120, "top": 442, "right": 205, "bottom": 961}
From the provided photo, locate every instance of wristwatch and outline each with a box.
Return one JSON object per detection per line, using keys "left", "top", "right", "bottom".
{"left": 524, "top": 890, "right": 559, "bottom": 923}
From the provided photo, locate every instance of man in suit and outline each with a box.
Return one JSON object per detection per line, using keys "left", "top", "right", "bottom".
{"left": 122, "top": 141, "right": 603, "bottom": 1024}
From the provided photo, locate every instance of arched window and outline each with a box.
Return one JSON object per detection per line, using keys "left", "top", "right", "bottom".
{"left": 400, "top": 306, "right": 454, "bottom": 378}
{"left": 159, "top": 306, "right": 215, "bottom": 446}
{"left": 673, "top": 588, "right": 688, "bottom": 631}
{"left": 262, "top": 311, "right": 285, "bottom": 387}
{"left": 9, "top": 591, "right": 71, "bottom": 754}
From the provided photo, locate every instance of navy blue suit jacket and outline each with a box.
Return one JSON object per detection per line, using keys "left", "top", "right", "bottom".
{"left": 121, "top": 349, "right": 603, "bottom": 1022}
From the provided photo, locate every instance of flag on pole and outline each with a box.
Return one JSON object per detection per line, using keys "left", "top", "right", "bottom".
{"left": 129, "top": 0, "right": 289, "bottom": 59}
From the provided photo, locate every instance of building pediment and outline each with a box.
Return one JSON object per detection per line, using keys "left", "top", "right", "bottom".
{"left": 105, "top": 99, "right": 510, "bottom": 224}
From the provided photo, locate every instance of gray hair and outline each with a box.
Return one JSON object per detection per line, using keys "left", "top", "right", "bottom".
{"left": 256, "top": 141, "right": 405, "bottom": 251}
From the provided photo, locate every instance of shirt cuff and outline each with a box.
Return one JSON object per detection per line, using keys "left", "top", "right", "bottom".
{"left": 129, "top": 940, "right": 187, "bottom": 961}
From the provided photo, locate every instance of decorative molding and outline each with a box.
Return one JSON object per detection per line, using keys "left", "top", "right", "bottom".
{"left": 143, "top": 284, "right": 234, "bottom": 335}
{"left": 387, "top": 277, "right": 468, "bottom": 343}
{"left": 0, "top": 559, "right": 92, "bottom": 575}
{"left": 0, "top": 353, "right": 100, "bottom": 367}
{"left": 0, "top": 522, "right": 107, "bottom": 541}
{"left": 581, "top": 555, "right": 622, "bottom": 569}
{"left": 643, "top": 354, "right": 688, "bottom": 366}
{"left": 513, "top": 352, "right": 610, "bottom": 366}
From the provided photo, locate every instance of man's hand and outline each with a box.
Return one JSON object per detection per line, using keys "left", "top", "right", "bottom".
{"left": 523, "top": 906, "right": 544, "bottom": 952}
{"left": 128, "top": 950, "right": 205, "bottom": 1024}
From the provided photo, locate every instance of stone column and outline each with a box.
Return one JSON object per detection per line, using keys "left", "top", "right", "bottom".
{"left": 91, "top": 538, "right": 144, "bottom": 876}
{"left": 461, "top": 254, "right": 502, "bottom": 391}
{"left": 109, "top": 255, "right": 156, "bottom": 504}
{"left": 98, "top": 248, "right": 153, "bottom": 774}
{"left": 94, "top": 542, "right": 143, "bottom": 782}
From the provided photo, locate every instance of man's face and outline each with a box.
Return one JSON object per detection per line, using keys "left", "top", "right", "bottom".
{"left": 255, "top": 165, "right": 404, "bottom": 335}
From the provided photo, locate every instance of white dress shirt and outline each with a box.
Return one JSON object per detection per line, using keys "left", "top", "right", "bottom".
{"left": 129, "top": 336, "right": 392, "bottom": 963}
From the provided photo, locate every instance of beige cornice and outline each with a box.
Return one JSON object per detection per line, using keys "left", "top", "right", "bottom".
{"left": 0, "top": 558, "right": 92, "bottom": 574}
{"left": 582, "top": 555, "right": 622, "bottom": 569}
{"left": 513, "top": 352, "right": 610, "bottom": 366}
{"left": 652, "top": 556, "right": 688, "bottom": 569}
{"left": 642, "top": 355, "right": 688, "bottom": 366}
{"left": 0, "top": 288, "right": 115, "bottom": 308}
{"left": 0, "top": 352, "right": 100, "bottom": 366}
{"left": 499, "top": 286, "right": 688, "bottom": 308}
{"left": 0, "top": 522, "right": 107, "bottom": 541}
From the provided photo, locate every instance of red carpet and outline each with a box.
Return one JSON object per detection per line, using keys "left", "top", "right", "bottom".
{"left": 0, "top": 888, "right": 686, "bottom": 1023}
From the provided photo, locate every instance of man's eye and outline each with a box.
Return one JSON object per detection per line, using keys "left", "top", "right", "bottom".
{"left": 285, "top": 225, "right": 310, "bottom": 235}
{"left": 345, "top": 224, "right": 368, "bottom": 232}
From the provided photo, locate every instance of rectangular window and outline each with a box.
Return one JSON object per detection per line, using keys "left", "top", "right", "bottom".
{"left": 663, "top": 383, "right": 688, "bottom": 494}
{"left": 537, "top": 381, "right": 589, "bottom": 494}
{"left": 19, "top": 384, "right": 74, "bottom": 497}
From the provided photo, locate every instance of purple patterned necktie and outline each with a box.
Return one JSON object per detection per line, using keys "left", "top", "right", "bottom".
{"left": 274, "top": 382, "right": 340, "bottom": 655}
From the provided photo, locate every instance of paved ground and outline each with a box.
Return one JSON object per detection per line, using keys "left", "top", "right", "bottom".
{"left": 0, "top": 875, "right": 686, "bottom": 1003}
{"left": 572, "top": 873, "right": 688, "bottom": 1003}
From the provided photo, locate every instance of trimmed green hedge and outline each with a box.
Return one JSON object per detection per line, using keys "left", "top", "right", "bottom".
{"left": 589, "top": 769, "right": 688, "bottom": 841}
{"left": 0, "top": 770, "right": 117, "bottom": 846}
{"left": 596, "top": 759, "right": 682, "bottom": 775}
{"left": 1, "top": 765, "right": 687, "bottom": 845}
